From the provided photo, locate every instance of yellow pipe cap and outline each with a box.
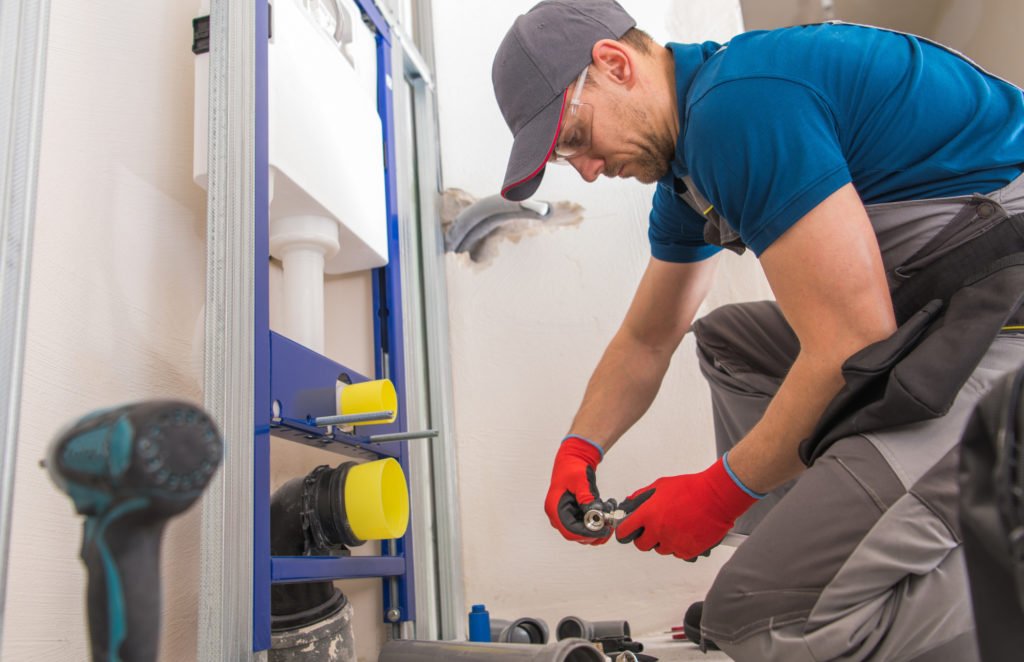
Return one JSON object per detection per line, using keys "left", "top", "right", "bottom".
{"left": 339, "top": 379, "right": 397, "bottom": 425}
{"left": 344, "top": 458, "right": 409, "bottom": 540}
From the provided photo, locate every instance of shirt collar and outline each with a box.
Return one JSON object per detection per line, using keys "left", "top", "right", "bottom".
{"left": 665, "top": 41, "right": 722, "bottom": 180}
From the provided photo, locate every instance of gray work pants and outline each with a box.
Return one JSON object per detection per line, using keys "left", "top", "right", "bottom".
{"left": 689, "top": 174, "right": 1024, "bottom": 661}
{"left": 695, "top": 301, "right": 1024, "bottom": 661}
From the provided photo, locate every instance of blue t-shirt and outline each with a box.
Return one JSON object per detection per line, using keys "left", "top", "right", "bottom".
{"left": 650, "top": 23, "right": 1024, "bottom": 262}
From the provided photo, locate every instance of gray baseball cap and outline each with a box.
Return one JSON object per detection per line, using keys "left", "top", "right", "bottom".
{"left": 492, "top": 0, "right": 636, "bottom": 201}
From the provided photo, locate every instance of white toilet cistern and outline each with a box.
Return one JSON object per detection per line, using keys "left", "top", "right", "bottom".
{"left": 193, "top": 0, "right": 389, "bottom": 355}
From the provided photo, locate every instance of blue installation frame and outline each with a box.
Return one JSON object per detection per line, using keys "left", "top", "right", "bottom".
{"left": 251, "top": 0, "right": 415, "bottom": 651}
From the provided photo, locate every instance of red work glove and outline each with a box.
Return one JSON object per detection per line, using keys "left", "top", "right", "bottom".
{"left": 544, "top": 436, "right": 611, "bottom": 545}
{"left": 615, "top": 453, "right": 763, "bottom": 560}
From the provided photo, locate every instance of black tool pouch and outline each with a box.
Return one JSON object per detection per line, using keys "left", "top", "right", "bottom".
{"left": 800, "top": 213, "right": 1024, "bottom": 465}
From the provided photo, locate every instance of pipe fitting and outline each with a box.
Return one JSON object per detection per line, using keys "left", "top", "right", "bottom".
{"left": 268, "top": 214, "right": 342, "bottom": 352}
{"left": 555, "top": 616, "right": 630, "bottom": 641}
{"left": 271, "top": 458, "right": 410, "bottom": 554}
{"left": 270, "top": 598, "right": 356, "bottom": 661}
{"left": 269, "top": 459, "right": 409, "bottom": 630}
{"left": 491, "top": 617, "right": 549, "bottom": 644}
{"left": 444, "top": 194, "right": 552, "bottom": 255}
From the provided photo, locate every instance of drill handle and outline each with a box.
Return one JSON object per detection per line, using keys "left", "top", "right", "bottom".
{"left": 81, "top": 507, "right": 165, "bottom": 662}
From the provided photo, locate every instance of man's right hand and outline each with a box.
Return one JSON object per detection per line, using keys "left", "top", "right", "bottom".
{"left": 544, "top": 436, "right": 610, "bottom": 544}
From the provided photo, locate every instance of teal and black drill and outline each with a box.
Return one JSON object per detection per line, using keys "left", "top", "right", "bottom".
{"left": 46, "top": 401, "right": 222, "bottom": 662}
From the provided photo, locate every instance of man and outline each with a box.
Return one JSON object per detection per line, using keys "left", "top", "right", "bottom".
{"left": 491, "top": 1, "right": 1024, "bottom": 661}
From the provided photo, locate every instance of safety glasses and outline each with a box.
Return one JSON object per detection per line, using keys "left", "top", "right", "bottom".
{"left": 551, "top": 66, "right": 593, "bottom": 164}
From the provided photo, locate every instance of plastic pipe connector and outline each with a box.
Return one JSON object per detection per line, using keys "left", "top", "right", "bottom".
{"left": 491, "top": 617, "right": 550, "bottom": 644}
{"left": 444, "top": 194, "right": 552, "bottom": 255}
{"left": 268, "top": 214, "right": 341, "bottom": 353}
{"left": 555, "top": 616, "right": 630, "bottom": 641}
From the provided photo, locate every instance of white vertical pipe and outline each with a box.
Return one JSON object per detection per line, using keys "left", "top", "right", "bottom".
{"left": 0, "top": 0, "right": 51, "bottom": 645}
{"left": 279, "top": 248, "right": 326, "bottom": 351}
{"left": 268, "top": 214, "right": 340, "bottom": 354}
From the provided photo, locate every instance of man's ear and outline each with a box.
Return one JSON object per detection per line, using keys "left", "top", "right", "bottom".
{"left": 591, "top": 39, "right": 634, "bottom": 88}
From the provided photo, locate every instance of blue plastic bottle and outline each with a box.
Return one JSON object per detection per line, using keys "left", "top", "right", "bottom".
{"left": 468, "top": 603, "right": 491, "bottom": 642}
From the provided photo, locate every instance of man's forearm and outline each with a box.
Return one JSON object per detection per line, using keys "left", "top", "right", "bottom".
{"left": 726, "top": 350, "right": 847, "bottom": 493}
{"left": 568, "top": 331, "right": 675, "bottom": 453}
{"left": 735, "top": 183, "right": 897, "bottom": 493}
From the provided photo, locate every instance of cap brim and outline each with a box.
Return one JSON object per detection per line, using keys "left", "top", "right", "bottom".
{"left": 500, "top": 92, "right": 567, "bottom": 201}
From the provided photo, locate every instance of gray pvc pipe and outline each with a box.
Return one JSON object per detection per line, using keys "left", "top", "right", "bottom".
{"left": 490, "top": 617, "right": 549, "bottom": 644}
{"left": 379, "top": 638, "right": 604, "bottom": 661}
{"left": 444, "top": 195, "right": 552, "bottom": 254}
{"left": 555, "top": 616, "right": 631, "bottom": 641}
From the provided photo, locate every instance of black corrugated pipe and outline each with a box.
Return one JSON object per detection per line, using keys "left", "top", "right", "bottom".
{"left": 269, "top": 463, "right": 363, "bottom": 631}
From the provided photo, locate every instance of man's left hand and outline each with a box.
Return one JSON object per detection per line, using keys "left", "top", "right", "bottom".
{"left": 615, "top": 457, "right": 760, "bottom": 560}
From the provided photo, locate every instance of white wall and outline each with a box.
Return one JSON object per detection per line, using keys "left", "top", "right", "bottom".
{"left": 740, "top": 0, "right": 1024, "bottom": 87}
{"left": 0, "top": 0, "right": 386, "bottom": 660}
{"left": 434, "top": 0, "right": 773, "bottom": 638}
{"left": 931, "top": 0, "right": 1024, "bottom": 86}
{"left": 1, "top": 1, "right": 206, "bottom": 659}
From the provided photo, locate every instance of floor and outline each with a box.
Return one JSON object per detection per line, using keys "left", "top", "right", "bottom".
{"left": 636, "top": 631, "right": 732, "bottom": 661}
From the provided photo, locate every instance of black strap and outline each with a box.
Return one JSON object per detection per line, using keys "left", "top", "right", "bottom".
{"left": 673, "top": 176, "right": 748, "bottom": 255}
{"left": 891, "top": 212, "right": 1024, "bottom": 325}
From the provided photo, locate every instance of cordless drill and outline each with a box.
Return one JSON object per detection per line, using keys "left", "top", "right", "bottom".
{"left": 46, "top": 401, "right": 223, "bottom": 662}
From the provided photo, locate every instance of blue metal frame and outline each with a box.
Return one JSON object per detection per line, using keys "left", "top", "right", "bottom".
{"left": 272, "top": 555, "right": 404, "bottom": 583}
{"left": 268, "top": 332, "right": 400, "bottom": 461}
{"left": 368, "top": 9, "right": 418, "bottom": 630}
{"left": 250, "top": 0, "right": 416, "bottom": 651}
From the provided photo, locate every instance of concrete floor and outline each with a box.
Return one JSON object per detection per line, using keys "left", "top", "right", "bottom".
{"left": 635, "top": 631, "right": 732, "bottom": 661}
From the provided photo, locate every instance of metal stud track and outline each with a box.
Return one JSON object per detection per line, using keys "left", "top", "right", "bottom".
{"left": 196, "top": 0, "right": 263, "bottom": 658}
{"left": 0, "top": 0, "right": 52, "bottom": 645}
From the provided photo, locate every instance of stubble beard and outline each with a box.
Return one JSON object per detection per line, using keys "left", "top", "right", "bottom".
{"left": 628, "top": 108, "right": 675, "bottom": 183}
{"left": 632, "top": 140, "right": 673, "bottom": 183}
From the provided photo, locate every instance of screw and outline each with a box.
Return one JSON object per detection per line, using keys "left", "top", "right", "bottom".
{"left": 386, "top": 608, "right": 401, "bottom": 622}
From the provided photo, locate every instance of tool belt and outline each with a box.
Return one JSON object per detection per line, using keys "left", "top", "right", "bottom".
{"left": 800, "top": 212, "right": 1024, "bottom": 465}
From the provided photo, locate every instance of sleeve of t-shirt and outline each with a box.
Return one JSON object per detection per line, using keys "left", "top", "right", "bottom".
{"left": 684, "top": 77, "right": 853, "bottom": 256}
{"left": 648, "top": 178, "right": 724, "bottom": 263}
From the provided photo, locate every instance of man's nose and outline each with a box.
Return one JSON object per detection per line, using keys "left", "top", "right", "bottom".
{"left": 570, "top": 155, "right": 603, "bottom": 183}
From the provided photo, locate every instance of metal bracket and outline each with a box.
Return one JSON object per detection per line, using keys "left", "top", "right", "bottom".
{"left": 191, "top": 15, "right": 210, "bottom": 54}
{"left": 192, "top": 5, "right": 272, "bottom": 56}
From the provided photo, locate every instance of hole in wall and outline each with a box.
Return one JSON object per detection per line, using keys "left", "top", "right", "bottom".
{"left": 441, "top": 188, "right": 585, "bottom": 267}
